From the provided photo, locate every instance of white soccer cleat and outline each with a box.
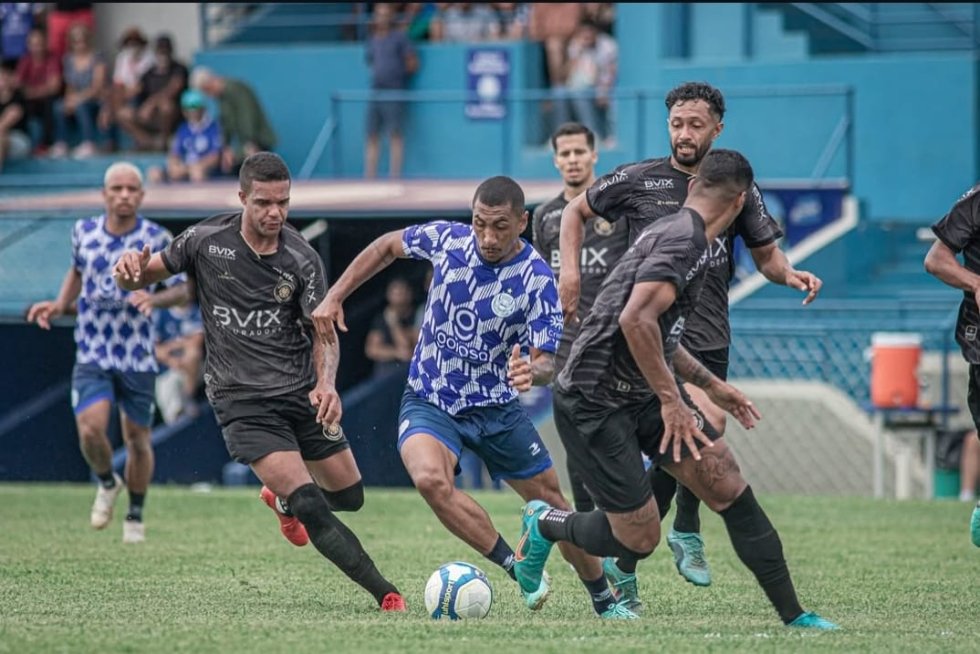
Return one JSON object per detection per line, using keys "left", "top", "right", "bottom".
{"left": 90, "top": 473, "right": 124, "bottom": 529}
{"left": 122, "top": 519, "right": 145, "bottom": 544}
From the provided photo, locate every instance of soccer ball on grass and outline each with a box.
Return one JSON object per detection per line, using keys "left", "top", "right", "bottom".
{"left": 423, "top": 561, "right": 493, "bottom": 620}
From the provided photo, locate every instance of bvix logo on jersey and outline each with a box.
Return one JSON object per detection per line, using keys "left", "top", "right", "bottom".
{"left": 491, "top": 292, "right": 516, "bottom": 318}
{"left": 686, "top": 248, "right": 710, "bottom": 282}
{"left": 274, "top": 276, "right": 295, "bottom": 303}
{"left": 552, "top": 248, "right": 610, "bottom": 275}
{"left": 598, "top": 170, "right": 627, "bottom": 191}
{"left": 707, "top": 237, "right": 729, "bottom": 267}
{"left": 436, "top": 307, "right": 489, "bottom": 362}
{"left": 213, "top": 305, "right": 283, "bottom": 336}
{"left": 643, "top": 177, "right": 674, "bottom": 190}
{"left": 207, "top": 244, "right": 236, "bottom": 260}
{"left": 666, "top": 316, "right": 686, "bottom": 346}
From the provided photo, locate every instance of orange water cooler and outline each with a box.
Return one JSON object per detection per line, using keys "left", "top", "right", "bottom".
{"left": 869, "top": 332, "right": 922, "bottom": 408}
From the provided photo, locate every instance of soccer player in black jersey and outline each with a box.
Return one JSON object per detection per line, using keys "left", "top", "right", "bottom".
{"left": 514, "top": 149, "right": 838, "bottom": 630}
{"left": 558, "top": 82, "right": 823, "bottom": 598}
{"left": 925, "top": 182, "right": 980, "bottom": 547}
{"left": 112, "top": 152, "right": 406, "bottom": 612}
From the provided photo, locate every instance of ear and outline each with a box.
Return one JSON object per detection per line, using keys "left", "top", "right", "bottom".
{"left": 238, "top": 189, "right": 247, "bottom": 207}
{"left": 713, "top": 120, "right": 725, "bottom": 142}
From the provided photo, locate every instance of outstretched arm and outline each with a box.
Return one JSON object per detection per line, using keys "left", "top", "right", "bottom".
{"left": 750, "top": 242, "right": 822, "bottom": 305}
{"left": 309, "top": 332, "right": 342, "bottom": 426}
{"left": 113, "top": 245, "right": 175, "bottom": 291}
{"left": 673, "top": 345, "right": 761, "bottom": 430}
{"left": 312, "top": 229, "right": 408, "bottom": 344}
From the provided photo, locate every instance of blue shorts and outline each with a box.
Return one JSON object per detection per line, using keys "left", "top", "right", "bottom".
{"left": 397, "top": 387, "right": 552, "bottom": 481}
{"left": 71, "top": 362, "right": 156, "bottom": 427}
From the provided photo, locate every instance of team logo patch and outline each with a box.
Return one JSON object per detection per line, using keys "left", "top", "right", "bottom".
{"left": 491, "top": 292, "right": 517, "bottom": 317}
{"left": 274, "top": 277, "right": 295, "bottom": 303}
{"left": 967, "top": 325, "right": 977, "bottom": 341}
{"left": 692, "top": 410, "right": 705, "bottom": 431}
{"left": 322, "top": 423, "right": 343, "bottom": 441}
{"left": 593, "top": 217, "right": 613, "bottom": 236}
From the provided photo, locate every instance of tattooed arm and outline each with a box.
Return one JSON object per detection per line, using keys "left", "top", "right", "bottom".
{"left": 673, "top": 344, "right": 762, "bottom": 430}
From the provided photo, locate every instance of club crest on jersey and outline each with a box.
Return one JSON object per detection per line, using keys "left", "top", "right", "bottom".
{"left": 692, "top": 410, "right": 705, "bottom": 431}
{"left": 322, "top": 424, "right": 343, "bottom": 441}
{"left": 274, "top": 277, "right": 295, "bottom": 303}
{"left": 593, "top": 217, "right": 614, "bottom": 236}
{"left": 491, "top": 292, "right": 517, "bottom": 317}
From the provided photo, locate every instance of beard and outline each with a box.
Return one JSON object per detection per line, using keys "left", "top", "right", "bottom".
{"left": 671, "top": 140, "right": 710, "bottom": 167}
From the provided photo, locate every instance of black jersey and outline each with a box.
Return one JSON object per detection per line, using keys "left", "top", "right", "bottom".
{"left": 557, "top": 208, "right": 709, "bottom": 407}
{"left": 931, "top": 183, "right": 980, "bottom": 364}
{"left": 161, "top": 212, "right": 327, "bottom": 401}
{"left": 585, "top": 156, "right": 781, "bottom": 351}
{"left": 532, "top": 191, "right": 629, "bottom": 371}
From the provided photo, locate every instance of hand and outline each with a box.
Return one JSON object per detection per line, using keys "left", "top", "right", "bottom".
{"left": 705, "top": 380, "right": 762, "bottom": 430}
{"left": 112, "top": 244, "right": 151, "bottom": 288}
{"left": 26, "top": 300, "right": 63, "bottom": 330}
{"left": 309, "top": 384, "right": 342, "bottom": 426}
{"left": 127, "top": 289, "right": 154, "bottom": 317}
{"left": 558, "top": 273, "right": 581, "bottom": 326}
{"left": 507, "top": 344, "right": 533, "bottom": 392}
{"left": 658, "top": 398, "right": 715, "bottom": 463}
{"left": 312, "top": 292, "right": 347, "bottom": 345}
{"left": 786, "top": 269, "right": 822, "bottom": 305}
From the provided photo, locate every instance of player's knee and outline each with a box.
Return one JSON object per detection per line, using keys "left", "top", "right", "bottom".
{"left": 701, "top": 478, "right": 747, "bottom": 513}
{"left": 322, "top": 481, "right": 364, "bottom": 512}
{"left": 411, "top": 468, "right": 455, "bottom": 505}
{"left": 288, "top": 483, "right": 331, "bottom": 529}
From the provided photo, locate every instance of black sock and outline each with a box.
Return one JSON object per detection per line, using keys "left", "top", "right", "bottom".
{"left": 485, "top": 534, "right": 517, "bottom": 580}
{"left": 719, "top": 486, "right": 803, "bottom": 624}
{"left": 96, "top": 470, "right": 117, "bottom": 489}
{"left": 613, "top": 554, "right": 637, "bottom": 574}
{"left": 674, "top": 484, "right": 702, "bottom": 533}
{"left": 538, "top": 509, "right": 651, "bottom": 561}
{"left": 649, "top": 467, "right": 677, "bottom": 520}
{"left": 320, "top": 482, "right": 364, "bottom": 512}
{"left": 126, "top": 493, "right": 145, "bottom": 522}
{"left": 288, "top": 483, "right": 398, "bottom": 605}
{"left": 581, "top": 574, "right": 616, "bottom": 615}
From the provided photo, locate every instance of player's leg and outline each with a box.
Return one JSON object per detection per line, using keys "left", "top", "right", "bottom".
{"left": 116, "top": 369, "right": 157, "bottom": 543}
{"left": 665, "top": 434, "right": 837, "bottom": 629}
{"left": 72, "top": 363, "right": 124, "bottom": 529}
{"left": 386, "top": 102, "right": 404, "bottom": 179}
{"left": 306, "top": 425, "right": 365, "bottom": 513}
{"left": 364, "top": 101, "right": 382, "bottom": 179}
{"left": 966, "top": 365, "right": 980, "bottom": 546}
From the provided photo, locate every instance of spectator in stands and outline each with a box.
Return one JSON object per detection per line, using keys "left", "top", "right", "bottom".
{"left": 364, "top": 3, "right": 417, "bottom": 179}
{"left": 583, "top": 2, "right": 616, "bottom": 35}
{"left": 16, "top": 27, "right": 60, "bottom": 154}
{"left": 490, "top": 3, "right": 530, "bottom": 40}
{"left": 0, "top": 2, "right": 37, "bottom": 66}
{"left": 150, "top": 300, "right": 205, "bottom": 424}
{"left": 44, "top": 1, "right": 94, "bottom": 63}
{"left": 50, "top": 21, "right": 106, "bottom": 159}
{"left": 527, "top": 3, "right": 584, "bottom": 140}
{"left": 365, "top": 277, "right": 418, "bottom": 379}
{"left": 189, "top": 65, "right": 277, "bottom": 176}
{"left": 0, "top": 61, "right": 30, "bottom": 171}
{"left": 429, "top": 3, "right": 499, "bottom": 42}
{"left": 99, "top": 26, "right": 154, "bottom": 152}
{"left": 961, "top": 429, "right": 980, "bottom": 502}
{"left": 564, "top": 19, "right": 618, "bottom": 146}
{"left": 147, "top": 89, "right": 222, "bottom": 185}
{"left": 116, "top": 34, "right": 187, "bottom": 152}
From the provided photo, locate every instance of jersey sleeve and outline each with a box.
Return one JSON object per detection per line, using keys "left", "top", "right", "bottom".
{"left": 732, "top": 183, "right": 783, "bottom": 248}
{"left": 152, "top": 227, "right": 187, "bottom": 289}
{"left": 402, "top": 220, "right": 454, "bottom": 261}
{"left": 585, "top": 163, "right": 635, "bottom": 224}
{"left": 932, "top": 185, "right": 980, "bottom": 253}
{"left": 298, "top": 252, "right": 328, "bottom": 326}
{"left": 161, "top": 224, "right": 201, "bottom": 276}
{"left": 635, "top": 233, "right": 702, "bottom": 296}
{"left": 526, "top": 262, "right": 563, "bottom": 354}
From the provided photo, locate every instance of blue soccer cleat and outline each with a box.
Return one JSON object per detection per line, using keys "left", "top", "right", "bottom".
{"left": 667, "top": 528, "right": 711, "bottom": 587}
{"left": 520, "top": 570, "right": 551, "bottom": 611}
{"left": 787, "top": 611, "right": 840, "bottom": 630}
{"left": 971, "top": 503, "right": 980, "bottom": 548}
{"left": 513, "top": 500, "right": 555, "bottom": 598}
{"left": 599, "top": 599, "right": 639, "bottom": 620}
{"left": 601, "top": 557, "right": 642, "bottom": 614}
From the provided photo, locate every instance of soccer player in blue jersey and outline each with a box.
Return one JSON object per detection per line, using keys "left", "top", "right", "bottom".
{"left": 313, "top": 176, "right": 635, "bottom": 619}
{"left": 27, "top": 161, "right": 187, "bottom": 544}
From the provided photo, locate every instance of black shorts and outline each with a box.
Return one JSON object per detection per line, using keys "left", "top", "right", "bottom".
{"left": 688, "top": 346, "right": 729, "bottom": 381}
{"left": 211, "top": 387, "right": 350, "bottom": 465}
{"left": 968, "top": 364, "right": 980, "bottom": 431}
{"left": 552, "top": 384, "right": 720, "bottom": 513}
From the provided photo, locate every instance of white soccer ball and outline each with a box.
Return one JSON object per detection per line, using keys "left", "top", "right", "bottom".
{"left": 423, "top": 561, "right": 494, "bottom": 620}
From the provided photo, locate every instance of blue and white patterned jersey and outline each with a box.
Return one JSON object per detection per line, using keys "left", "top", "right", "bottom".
{"left": 403, "top": 220, "right": 563, "bottom": 415}
{"left": 72, "top": 214, "right": 183, "bottom": 372}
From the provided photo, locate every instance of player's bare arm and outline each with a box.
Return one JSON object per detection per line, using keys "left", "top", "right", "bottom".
{"left": 620, "top": 280, "right": 714, "bottom": 462}
{"left": 558, "top": 193, "right": 595, "bottom": 324}
{"left": 507, "top": 344, "right": 554, "bottom": 392}
{"left": 750, "top": 242, "right": 822, "bottom": 305}
{"left": 674, "top": 345, "right": 761, "bottom": 429}
{"left": 309, "top": 334, "right": 342, "bottom": 426}
{"left": 26, "top": 266, "right": 82, "bottom": 330}
{"left": 925, "top": 239, "right": 980, "bottom": 306}
{"left": 127, "top": 282, "right": 191, "bottom": 317}
{"left": 112, "top": 246, "right": 174, "bottom": 291}
{"left": 313, "top": 229, "right": 407, "bottom": 344}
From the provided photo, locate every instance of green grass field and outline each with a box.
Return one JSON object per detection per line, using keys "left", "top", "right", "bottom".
{"left": 0, "top": 484, "right": 977, "bottom": 653}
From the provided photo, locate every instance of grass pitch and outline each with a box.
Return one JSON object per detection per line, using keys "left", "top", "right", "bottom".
{"left": 0, "top": 484, "right": 977, "bottom": 653}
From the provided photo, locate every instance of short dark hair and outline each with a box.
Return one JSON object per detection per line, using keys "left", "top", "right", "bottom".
{"left": 692, "top": 149, "right": 754, "bottom": 199}
{"left": 665, "top": 81, "right": 726, "bottom": 121}
{"left": 239, "top": 151, "right": 290, "bottom": 193}
{"left": 550, "top": 122, "right": 595, "bottom": 151}
{"left": 473, "top": 175, "right": 525, "bottom": 214}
